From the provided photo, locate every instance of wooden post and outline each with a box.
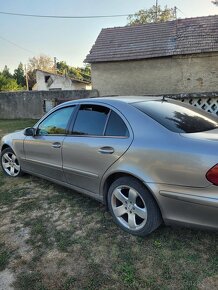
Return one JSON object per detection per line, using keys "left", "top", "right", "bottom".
{"left": 25, "top": 65, "right": 29, "bottom": 91}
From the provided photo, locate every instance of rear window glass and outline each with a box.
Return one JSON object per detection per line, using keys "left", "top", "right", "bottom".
{"left": 105, "top": 111, "right": 129, "bottom": 137}
{"left": 133, "top": 100, "right": 218, "bottom": 133}
{"left": 72, "top": 105, "right": 109, "bottom": 136}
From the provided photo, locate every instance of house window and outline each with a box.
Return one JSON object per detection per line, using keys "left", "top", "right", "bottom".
{"left": 44, "top": 76, "right": 50, "bottom": 83}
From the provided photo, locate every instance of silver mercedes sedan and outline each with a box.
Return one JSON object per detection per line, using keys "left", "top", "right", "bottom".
{"left": 1, "top": 96, "right": 218, "bottom": 236}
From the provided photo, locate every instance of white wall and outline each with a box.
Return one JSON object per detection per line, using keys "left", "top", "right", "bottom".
{"left": 34, "top": 71, "right": 91, "bottom": 91}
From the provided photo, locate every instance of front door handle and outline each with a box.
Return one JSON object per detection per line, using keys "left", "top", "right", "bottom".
{"left": 98, "top": 146, "right": 114, "bottom": 154}
{"left": 52, "top": 142, "right": 61, "bottom": 149}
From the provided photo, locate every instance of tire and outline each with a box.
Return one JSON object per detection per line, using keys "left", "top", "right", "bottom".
{"left": 1, "top": 148, "right": 23, "bottom": 177}
{"left": 107, "top": 176, "right": 162, "bottom": 236}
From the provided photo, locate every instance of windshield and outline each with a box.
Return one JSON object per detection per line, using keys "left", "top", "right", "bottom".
{"left": 133, "top": 100, "right": 218, "bottom": 133}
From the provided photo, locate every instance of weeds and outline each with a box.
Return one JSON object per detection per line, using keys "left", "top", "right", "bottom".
{"left": 0, "top": 243, "right": 11, "bottom": 271}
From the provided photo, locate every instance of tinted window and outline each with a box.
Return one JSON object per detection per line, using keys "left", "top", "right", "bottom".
{"left": 133, "top": 100, "right": 218, "bottom": 133}
{"left": 38, "top": 106, "right": 75, "bottom": 135}
{"left": 105, "top": 111, "right": 129, "bottom": 137}
{"left": 72, "top": 105, "right": 110, "bottom": 136}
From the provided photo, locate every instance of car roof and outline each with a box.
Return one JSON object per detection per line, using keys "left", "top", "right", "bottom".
{"left": 60, "top": 96, "right": 163, "bottom": 107}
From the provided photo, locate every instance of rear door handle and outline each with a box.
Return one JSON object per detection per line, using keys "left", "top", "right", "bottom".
{"left": 52, "top": 142, "right": 61, "bottom": 148}
{"left": 98, "top": 146, "right": 114, "bottom": 154}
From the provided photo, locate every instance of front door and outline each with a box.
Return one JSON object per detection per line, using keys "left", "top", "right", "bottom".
{"left": 23, "top": 106, "right": 75, "bottom": 181}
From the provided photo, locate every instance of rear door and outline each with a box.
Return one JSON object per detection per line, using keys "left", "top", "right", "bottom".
{"left": 62, "top": 104, "right": 133, "bottom": 194}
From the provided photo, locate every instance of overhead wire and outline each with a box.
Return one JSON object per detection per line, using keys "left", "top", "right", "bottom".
{"left": 0, "top": 7, "right": 187, "bottom": 58}
{"left": 0, "top": 7, "right": 187, "bottom": 20}
{"left": 175, "top": 7, "right": 186, "bottom": 17}
{"left": 0, "top": 35, "right": 35, "bottom": 54}
{"left": 0, "top": 11, "right": 132, "bottom": 19}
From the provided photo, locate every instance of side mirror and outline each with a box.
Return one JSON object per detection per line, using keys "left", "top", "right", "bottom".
{"left": 24, "top": 127, "right": 36, "bottom": 136}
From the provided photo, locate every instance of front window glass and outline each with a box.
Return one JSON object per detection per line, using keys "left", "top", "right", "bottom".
{"left": 38, "top": 106, "right": 75, "bottom": 135}
{"left": 133, "top": 100, "right": 218, "bottom": 133}
{"left": 72, "top": 105, "right": 110, "bottom": 136}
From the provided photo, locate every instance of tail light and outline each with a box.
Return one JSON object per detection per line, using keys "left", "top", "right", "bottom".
{"left": 206, "top": 164, "right": 218, "bottom": 186}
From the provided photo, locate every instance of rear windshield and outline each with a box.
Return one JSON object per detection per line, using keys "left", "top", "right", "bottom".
{"left": 133, "top": 100, "right": 218, "bottom": 133}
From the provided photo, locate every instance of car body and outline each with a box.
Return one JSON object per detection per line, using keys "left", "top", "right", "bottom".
{"left": 1, "top": 96, "right": 218, "bottom": 236}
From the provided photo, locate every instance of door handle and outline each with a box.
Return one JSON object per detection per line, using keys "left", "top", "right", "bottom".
{"left": 98, "top": 146, "right": 114, "bottom": 154}
{"left": 52, "top": 142, "right": 61, "bottom": 148}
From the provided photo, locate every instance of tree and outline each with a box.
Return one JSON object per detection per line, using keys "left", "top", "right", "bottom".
{"left": 0, "top": 73, "right": 20, "bottom": 91}
{"left": 27, "top": 54, "right": 55, "bottom": 89}
{"left": 2, "top": 65, "right": 12, "bottom": 79}
{"left": 56, "top": 61, "right": 69, "bottom": 75}
{"left": 27, "top": 54, "right": 54, "bottom": 72}
{"left": 127, "top": 5, "right": 176, "bottom": 25}
{"left": 56, "top": 61, "right": 91, "bottom": 81}
{"left": 80, "top": 64, "right": 91, "bottom": 80}
{"left": 13, "top": 63, "right": 26, "bottom": 87}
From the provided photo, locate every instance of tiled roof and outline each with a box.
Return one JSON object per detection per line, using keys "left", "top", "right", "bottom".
{"left": 85, "top": 15, "right": 218, "bottom": 63}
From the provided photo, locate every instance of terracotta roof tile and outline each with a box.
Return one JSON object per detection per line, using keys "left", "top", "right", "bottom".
{"left": 85, "top": 15, "right": 218, "bottom": 63}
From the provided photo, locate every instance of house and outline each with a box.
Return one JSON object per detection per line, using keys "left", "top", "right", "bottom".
{"left": 85, "top": 15, "right": 218, "bottom": 96}
{"left": 33, "top": 69, "right": 92, "bottom": 91}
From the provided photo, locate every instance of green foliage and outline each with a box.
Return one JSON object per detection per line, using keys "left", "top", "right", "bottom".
{"left": 0, "top": 73, "right": 20, "bottom": 91}
{"left": 57, "top": 61, "right": 91, "bottom": 82}
{"left": 0, "top": 64, "right": 25, "bottom": 91}
{"left": 2, "top": 65, "right": 12, "bottom": 78}
{"left": 13, "top": 62, "right": 26, "bottom": 87}
{"left": 119, "top": 263, "right": 136, "bottom": 284}
{"left": 56, "top": 61, "right": 68, "bottom": 74}
{"left": 0, "top": 56, "right": 91, "bottom": 91}
{"left": 127, "top": 5, "right": 176, "bottom": 25}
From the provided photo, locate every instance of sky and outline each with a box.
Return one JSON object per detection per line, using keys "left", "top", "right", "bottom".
{"left": 0, "top": 0, "right": 217, "bottom": 72}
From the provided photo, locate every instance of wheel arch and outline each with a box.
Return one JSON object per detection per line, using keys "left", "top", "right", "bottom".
{"left": 102, "top": 171, "right": 161, "bottom": 212}
{"left": 1, "top": 144, "right": 11, "bottom": 152}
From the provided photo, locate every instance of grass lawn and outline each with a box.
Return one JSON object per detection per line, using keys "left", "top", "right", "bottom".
{"left": 0, "top": 119, "right": 217, "bottom": 290}
{"left": 0, "top": 119, "right": 37, "bottom": 139}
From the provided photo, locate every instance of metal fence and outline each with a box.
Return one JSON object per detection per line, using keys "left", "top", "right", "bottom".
{"left": 168, "top": 93, "right": 218, "bottom": 116}
{"left": 180, "top": 97, "right": 218, "bottom": 116}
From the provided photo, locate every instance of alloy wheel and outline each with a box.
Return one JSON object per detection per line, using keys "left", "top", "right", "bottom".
{"left": 111, "top": 185, "right": 147, "bottom": 231}
{"left": 2, "top": 152, "right": 21, "bottom": 177}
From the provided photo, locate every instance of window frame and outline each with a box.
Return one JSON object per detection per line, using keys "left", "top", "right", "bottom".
{"left": 68, "top": 103, "right": 130, "bottom": 139}
{"left": 36, "top": 105, "right": 76, "bottom": 136}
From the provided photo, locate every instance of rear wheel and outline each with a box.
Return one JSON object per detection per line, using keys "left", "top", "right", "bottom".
{"left": 108, "top": 177, "right": 162, "bottom": 236}
{"left": 1, "top": 148, "right": 23, "bottom": 177}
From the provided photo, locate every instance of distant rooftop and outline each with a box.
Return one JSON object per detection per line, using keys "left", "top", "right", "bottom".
{"left": 85, "top": 15, "right": 218, "bottom": 63}
{"left": 36, "top": 69, "right": 91, "bottom": 84}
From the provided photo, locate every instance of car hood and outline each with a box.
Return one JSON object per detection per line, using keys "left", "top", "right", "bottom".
{"left": 180, "top": 128, "right": 218, "bottom": 141}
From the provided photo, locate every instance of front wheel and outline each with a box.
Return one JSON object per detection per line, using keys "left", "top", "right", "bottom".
{"left": 1, "top": 148, "right": 23, "bottom": 177}
{"left": 107, "top": 177, "right": 162, "bottom": 236}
